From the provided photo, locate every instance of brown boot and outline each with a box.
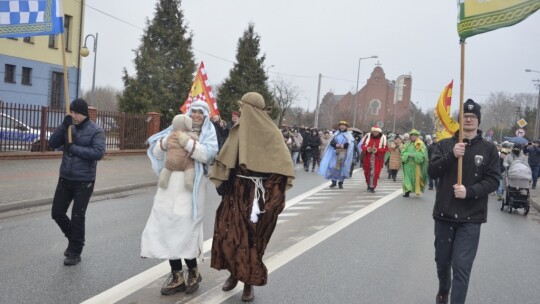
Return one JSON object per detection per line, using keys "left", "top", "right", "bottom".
{"left": 241, "top": 284, "right": 254, "bottom": 302}
{"left": 185, "top": 267, "right": 202, "bottom": 294}
{"left": 222, "top": 274, "right": 238, "bottom": 292}
{"left": 160, "top": 271, "right": 185, "bottom": 295}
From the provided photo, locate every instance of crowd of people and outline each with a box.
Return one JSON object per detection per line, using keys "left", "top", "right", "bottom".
{"left": 50, "top": 96, "right": 539, "bottom": 304}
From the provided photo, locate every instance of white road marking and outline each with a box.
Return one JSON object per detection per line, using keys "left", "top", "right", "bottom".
{"left": 185, "top": 189, "right": 402, "bottom": 304}
{"left": 297, "top": 200, "right": 325, "bottom": 205}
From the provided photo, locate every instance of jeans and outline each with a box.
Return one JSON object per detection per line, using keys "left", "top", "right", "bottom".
{"left": 434, "top": 219, "right": 481, "bottom": 304}
{"left": 497, "top": 177, "right": 504, "bottom": 196}
{"left": 51, "top": 177, "right": 95, "bottom": 255}
{"left": 291, "top": 151, "right": 299, "bottom": 167}
{"left": 530, "top": 165, "right": 539, "bottom": 188}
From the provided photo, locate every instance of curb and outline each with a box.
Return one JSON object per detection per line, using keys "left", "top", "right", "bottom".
{"left": 0, "top": 181, "right": 156, "bottom": 214}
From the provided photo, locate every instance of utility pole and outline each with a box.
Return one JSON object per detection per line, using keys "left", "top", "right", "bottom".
{"left": 314, "top": 73, "right": 322, "bottom": 128}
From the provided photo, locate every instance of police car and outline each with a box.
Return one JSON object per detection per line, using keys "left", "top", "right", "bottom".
{"left": 0, "top": 113, "right": 52, "bottom": 152}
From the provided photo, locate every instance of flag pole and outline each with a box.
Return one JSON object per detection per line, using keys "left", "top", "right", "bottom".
{"left": 457, "top": 39, "right": 466, "bottom": 185}
{"left": 61, "top": 33, "right": 72, "bottom": 143}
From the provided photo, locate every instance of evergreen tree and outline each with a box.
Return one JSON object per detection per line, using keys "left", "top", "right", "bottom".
{"left": 118, "top": 0, "right": 195, "bottom": 122}
{"left": 217, "top": 23, "right": 275, "bottom": 121}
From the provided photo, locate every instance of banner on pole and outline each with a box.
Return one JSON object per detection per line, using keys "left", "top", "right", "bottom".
{"left": 0, "top": 0, "right": 64, "bottom": 38}
{"left": 434, "top": 80, "right": 459, "bottom": 140}
{"left": 180, "top": 61, "right": 219, "bottom": 117}
{"left": 457, "top": 0, "right": 540, "bottom": 40}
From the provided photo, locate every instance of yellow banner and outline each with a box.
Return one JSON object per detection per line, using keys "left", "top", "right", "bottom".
{"left": 434, "top": 81, "right": 459, "bottom": 140}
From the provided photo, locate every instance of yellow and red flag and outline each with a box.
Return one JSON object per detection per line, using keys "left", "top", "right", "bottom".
{"left": 434, "top": 81, "right": 459, "bottom": 140}
{"left": 180, "top": 61, "right": 219, "bottom": 117}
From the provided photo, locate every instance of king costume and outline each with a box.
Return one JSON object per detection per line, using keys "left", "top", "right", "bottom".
{"left": 361, "top": 126, "right": 388, "bottom": 192}
{"left": 318, "top": 121, "right": 355, "bottom": 188}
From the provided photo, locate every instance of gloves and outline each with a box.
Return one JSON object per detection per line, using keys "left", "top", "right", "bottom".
{"left": 62, "top": 115, "right": 73, "bottom": 128}
{"left": 177, "top": 132, "right": 191, "bottom": 148}
{"left": 64, "top": 142, "right": 73, "bottom": 154}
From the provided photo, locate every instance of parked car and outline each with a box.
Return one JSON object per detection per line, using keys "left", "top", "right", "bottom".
{"left": 0, "top": 113, "right": 53, "bottom": 152}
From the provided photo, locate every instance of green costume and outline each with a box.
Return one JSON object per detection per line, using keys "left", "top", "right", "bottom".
{"left": 400, "top": 133, "right": 428, "bottom": 195}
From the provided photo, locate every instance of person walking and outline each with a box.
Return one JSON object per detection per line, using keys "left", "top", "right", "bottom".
{"left": 427, "top": 137, "right": 439, "bottom": 190}
{"left": 361, "top": 125, "right": 388, "bottom": 193}
{"left": 401, "top": 129, "right": 428, "bottom": 197}
{"left": 429, "top": 99, "right": 500, "bottom": 304}
{"left": 48, "top": 99, "right": 106, "bottom": 266}
{"left": 387, "top": 135, "right": 403, "bottom": 182}
{"left": 141, "top": 100, "right": 219, "bottom": 296}
{"left": 318, "top": 121, "right": 355, "bottom": 188}
{"left": 290, "top": 129, "right": 303, "bottom": 168}
{"left": 210, "top": 92, "right": 295, "bottom": 302}
{"left": 301, "top": 128, "right": 322, "bottom": 172}
{"left": 526, "top": 139, "right": 540, "bottom": 189}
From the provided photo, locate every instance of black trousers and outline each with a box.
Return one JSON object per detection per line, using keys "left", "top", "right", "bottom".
{"left": 434, "top": 219, "right": 481, "bottom": 304}
{"left": 51, "top": 177, "right": 95, "bottom": 255}
{"left": 169, "top": 258, "right": 197, "bottom": 272}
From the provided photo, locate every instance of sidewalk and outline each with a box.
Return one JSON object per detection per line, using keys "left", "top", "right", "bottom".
{"left": 0, "top": 154, "right": 157, "bottom": 213}
{"left": 1, "top": 154, "right": 539, "bottom": 214}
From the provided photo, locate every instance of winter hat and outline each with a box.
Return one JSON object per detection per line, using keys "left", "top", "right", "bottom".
{"left": 338, "top": 120, "right": 349, "bottom": 127}
{"left": 371, "top": 125, "right": 382, "bottom": 133}
{"left": 70, "top": 98, "right": 89, "bottom": 116}
{"left": 463, "top": 98, "right": 481, "bottom": 124}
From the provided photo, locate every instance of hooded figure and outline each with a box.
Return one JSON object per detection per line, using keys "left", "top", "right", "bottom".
{"left": 209, "top": 92, "right": 295, "bottom": 302}
{"left": 318, "top": 120, "right": 355, "bottom": 188}
{"left": 141, "top": 100, "right": 219, "bottom": 296}
{"left": 361, "top": 125, "right": 388, "bottom": 192}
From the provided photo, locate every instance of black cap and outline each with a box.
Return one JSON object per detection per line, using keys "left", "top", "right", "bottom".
{"left": 70, "top": 98, "right": 89, "bottom": 116}
{"left": 463, "top": 99, "right": 481, "bottom": 124}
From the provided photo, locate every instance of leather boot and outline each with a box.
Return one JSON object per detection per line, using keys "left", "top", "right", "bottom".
{"left": 241, "top": 284, "right": 254, "bottom": 302}
{"left": 160, "top": 271, "right": 185, "bottom": 295}
{"left": 185, "top": 267, "right": 202, "bottom": 294}
{"left": 338, "top": 182, "right": 343, "bottom": 189}
{"left": 222, "top": 274, "right": 238, "bottom": 292}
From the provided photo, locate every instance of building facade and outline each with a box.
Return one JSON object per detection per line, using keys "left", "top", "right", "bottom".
{"left": 332, "top": 66, "right": 412, "bottom": 132}
{"left": 0, "top": 0, "right": 84, "bottom": 108}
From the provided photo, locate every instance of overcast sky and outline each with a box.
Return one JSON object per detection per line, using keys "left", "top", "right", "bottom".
{"left": 80, "top": 0, "right": 540, "bottom": 113}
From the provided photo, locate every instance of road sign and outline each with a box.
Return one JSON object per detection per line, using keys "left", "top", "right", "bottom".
{"left": 517, "top": 118, "right": 527, "bottom": 128}
{"left": 516, "top": 128, "right": 526, "bottom": 137}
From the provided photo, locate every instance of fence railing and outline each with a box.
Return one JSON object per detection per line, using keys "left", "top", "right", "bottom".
{"left": 0, "top": 101, "right": 151, "bottom": 152}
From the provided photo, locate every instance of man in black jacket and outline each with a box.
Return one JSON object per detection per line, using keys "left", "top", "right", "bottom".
{"left": 48, "top": 99, "right": 106, "bottom": 266}
{"left": 526, "top": 139, "right": 540, "bottom": 189}
{"left": 428, "top": 99, "right": 500, "bottom": 304}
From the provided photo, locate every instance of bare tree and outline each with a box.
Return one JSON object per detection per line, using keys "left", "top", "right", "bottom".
{"left": 272, "top": 77, "right": 300, "bottom": 126}
{"left": 82, "top": 86, "right": 121, "bottom": 111}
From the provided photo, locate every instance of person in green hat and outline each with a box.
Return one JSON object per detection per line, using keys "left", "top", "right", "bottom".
{"left": 400, "top": 129, "right": 428, "bottom": 197}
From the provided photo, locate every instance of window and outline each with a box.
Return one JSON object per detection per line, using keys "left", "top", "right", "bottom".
{"left": 48, "top": 35, "right": 58, "bottom": 49}
{"left": 369, "top": 99, "right": 381, "bottom": 115}
{"left": 4, "top": 64, "right": 16, "bottom": 83}
{"left": 64, "top": 15, "right": 72, "bottom": 51}
{"left": 23, "top": 37, "right": 34, "bottom": 44}
{"left": 22, "top": 67, "right": 32, "bottom": 86}
{"left": 50, "top": 72, "right": 64, "bottom": 109}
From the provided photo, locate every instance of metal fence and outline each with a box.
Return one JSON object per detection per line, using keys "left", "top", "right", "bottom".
{"left": 0, "top": 101, "right": 150, "bottom": 152}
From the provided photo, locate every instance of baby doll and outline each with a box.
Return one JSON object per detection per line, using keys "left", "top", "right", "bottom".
{"left": 158, "top": 114, "right": 199, "bottom": 190}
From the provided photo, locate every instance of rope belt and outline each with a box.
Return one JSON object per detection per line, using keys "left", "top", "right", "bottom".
{"left": 237, "top": 174, "right": 268, "bottom": 223}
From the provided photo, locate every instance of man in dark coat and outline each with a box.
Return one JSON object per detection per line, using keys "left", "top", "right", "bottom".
{"left": 526, "top": 139, "right": 540, "bottom": 189}
{"left": 428, "top": 99, "right": 500, "bottom": 304}
{"left": 48, "top": 99, "right": 106, "bottom": 266}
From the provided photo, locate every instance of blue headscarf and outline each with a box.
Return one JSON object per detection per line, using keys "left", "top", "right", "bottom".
{"left": 147, "top": 100, "right": 218, "bottom": 219}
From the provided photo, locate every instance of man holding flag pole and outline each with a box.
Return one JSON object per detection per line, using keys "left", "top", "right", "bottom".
{"left": 429, "top": 1, "right": 538, "bottom": 303}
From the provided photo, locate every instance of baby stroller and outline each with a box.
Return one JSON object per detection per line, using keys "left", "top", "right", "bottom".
{"left": 500, "top": 159, "right": 530, "bottom": 215}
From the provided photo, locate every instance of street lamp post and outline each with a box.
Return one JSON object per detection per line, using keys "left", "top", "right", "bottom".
{"left": 352, "top": 55, "right": 378, "bottom": 128}
{"left": 525, "top": 69, "right": 540, "bottom": 140}
{"left": 81, "top": 33, "right": 98, "bottom": 105}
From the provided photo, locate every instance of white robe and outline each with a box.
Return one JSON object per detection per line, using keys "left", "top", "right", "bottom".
{"left": 141, "top": 139, "right": 210, "bottom": 260}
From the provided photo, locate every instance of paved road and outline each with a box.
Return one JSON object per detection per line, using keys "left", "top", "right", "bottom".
{"left": 2, "top": 168, "right": 539, "bottom": 304}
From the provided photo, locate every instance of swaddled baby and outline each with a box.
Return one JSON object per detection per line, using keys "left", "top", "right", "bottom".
{"left": 158, "top": 114, "right": 198, "bottom": 190}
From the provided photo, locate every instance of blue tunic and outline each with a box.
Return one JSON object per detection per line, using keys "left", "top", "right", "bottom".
{"left": 318, "top": 131, "right": 355, "bottom": 180}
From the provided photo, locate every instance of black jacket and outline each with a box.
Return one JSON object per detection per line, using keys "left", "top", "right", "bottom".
{"left": 428, "top": 131, "right": 500, "bottom": 223}
{"left": 49, "top": 119, "right": 106, "bottom": 181}
{"left": 527, "top": 145, "right": 540, "bottom": 166}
